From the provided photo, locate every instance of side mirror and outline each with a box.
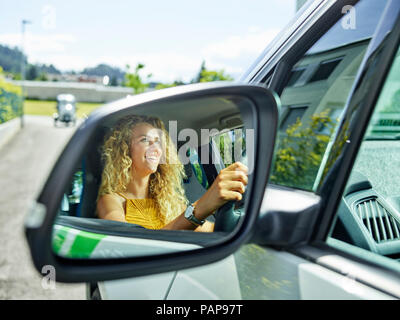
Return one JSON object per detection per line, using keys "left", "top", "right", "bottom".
{"left": 25, "top": 82, "right": 279, "bottom": 283}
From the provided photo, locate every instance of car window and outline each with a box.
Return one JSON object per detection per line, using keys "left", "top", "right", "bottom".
{"left": 210, "top": 127, "right": 248, "bottom": 170}
{"left": 187, "top": 147, "right": 209, "bottom": 189}
{"left": 328, "top": 45, "right": 400, "bottom": 266}
{"left": 58, "top": 169, "right": 84, "bottom": 216}
{"left": 269, "top": 0, "right": 389, "bottom": 192}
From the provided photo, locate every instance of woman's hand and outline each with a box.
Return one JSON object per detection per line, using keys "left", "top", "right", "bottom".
{"left": 194, "top": 162, "right": 248, "bottom": 220}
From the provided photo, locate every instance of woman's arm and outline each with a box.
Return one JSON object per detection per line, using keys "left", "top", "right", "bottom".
{"left": 194, "top": 221, "right": 215, "bottom": 232}
{"left": 96, "top": 194, "right": 127, "bottom": 223}
{"left": 162, "top": 162, "right": 248, "bottom": 232}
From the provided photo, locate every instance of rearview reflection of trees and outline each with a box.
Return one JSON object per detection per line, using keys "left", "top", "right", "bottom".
{"left": 270, "top": 110, "right": 336, "bottom": 190}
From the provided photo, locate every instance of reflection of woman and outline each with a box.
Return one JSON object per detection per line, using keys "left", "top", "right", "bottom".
{"left": 96, "top": 115, "right": 248, "bottom": 232}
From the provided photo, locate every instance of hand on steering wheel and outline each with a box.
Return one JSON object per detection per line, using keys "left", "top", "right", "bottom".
{"left": 194, "top": 162, "right": 248, "bottom": 231}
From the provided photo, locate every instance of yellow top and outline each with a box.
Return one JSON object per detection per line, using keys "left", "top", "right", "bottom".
{"left": 117, "top": 193, "right": 165, "bottom": 230}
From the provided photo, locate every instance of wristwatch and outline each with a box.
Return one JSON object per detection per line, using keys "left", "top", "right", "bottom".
{"left": 184, "top": 204, "right": 205, "bottom": 226}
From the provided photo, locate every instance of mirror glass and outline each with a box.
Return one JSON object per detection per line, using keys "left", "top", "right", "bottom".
{"left": 51, "top": 94, "right": 255, "bottom": 259}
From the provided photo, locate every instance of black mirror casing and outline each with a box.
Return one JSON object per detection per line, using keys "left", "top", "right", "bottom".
{"left": 25, "top": 82, "right": 279, "bottom": 283}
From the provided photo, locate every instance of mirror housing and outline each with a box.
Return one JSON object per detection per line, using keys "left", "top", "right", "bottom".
{"left": 25, "top": 82, "right": 279, "bottom": 283}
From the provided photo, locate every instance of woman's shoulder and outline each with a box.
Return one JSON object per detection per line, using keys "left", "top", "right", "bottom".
{"left": 98, "top": 193, "right": 126, "bottom": 206}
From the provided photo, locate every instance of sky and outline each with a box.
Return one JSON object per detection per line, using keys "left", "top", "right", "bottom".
{"left": 0, "top": 0, "right": 298, "bottom": 83}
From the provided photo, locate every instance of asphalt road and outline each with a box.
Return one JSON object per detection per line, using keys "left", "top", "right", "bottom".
{"left": 0, "top": 115, "right": 86, "bottom": 299}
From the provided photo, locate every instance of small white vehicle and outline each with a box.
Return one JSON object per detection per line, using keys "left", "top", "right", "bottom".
{"left": 53, "top": 94, "right": 77, "bottom": 127}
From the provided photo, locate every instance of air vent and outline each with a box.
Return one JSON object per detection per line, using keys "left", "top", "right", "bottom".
{"left": 356, "top": 197, "right": 400, "bottom": 243}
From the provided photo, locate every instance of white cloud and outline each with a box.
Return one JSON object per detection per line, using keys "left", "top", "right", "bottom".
{"left": 105, "top": 53, "right": 203, "bottom": 83}
{"left": 0, "top": 32, "right": 76, "bottom": 55}
{"left": 32, "top": 54, "right": 91, "bottom": 71}
{"left": 201, "top": 28, "right": 280, "bottom": 61}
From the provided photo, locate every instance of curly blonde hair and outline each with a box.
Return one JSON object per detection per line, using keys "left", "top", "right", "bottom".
{"left": 97, "top": 115, "right": 188, "bottom": 224}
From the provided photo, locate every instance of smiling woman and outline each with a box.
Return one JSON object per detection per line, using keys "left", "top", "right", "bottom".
{"left": 96, "top": 115, "right": 189, "bottom": 229}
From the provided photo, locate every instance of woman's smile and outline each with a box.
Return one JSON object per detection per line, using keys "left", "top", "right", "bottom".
{"left": 145, "top": 152, "right": 160, "bottom": 164}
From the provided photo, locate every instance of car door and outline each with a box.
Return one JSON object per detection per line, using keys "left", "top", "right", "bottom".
{"left": 230, "top": 0, "right": 400, "bottom": 300}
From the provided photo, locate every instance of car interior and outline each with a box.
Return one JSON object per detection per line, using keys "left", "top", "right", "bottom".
{"left": 331, "top": 170, "right": 400, "bottom": 263}
{"left": 52, "top": 95, "right": 253, "bottom": 253}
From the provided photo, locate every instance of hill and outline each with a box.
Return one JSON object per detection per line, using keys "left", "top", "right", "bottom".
{"left": 0, "top": 44, "right": 27, "bottom": 73}
{"left": 82, "top": 64, "right": 125, "bottom": 84}
{"left": 0, "top": 44, "right": 123, "bottom": 83}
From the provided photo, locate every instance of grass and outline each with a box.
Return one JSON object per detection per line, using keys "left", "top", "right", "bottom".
{"left": 23, "top": 99, "right": 103, "bottom": 118}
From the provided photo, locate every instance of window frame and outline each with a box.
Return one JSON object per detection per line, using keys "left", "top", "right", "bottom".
{"left": 266, "top": 0, "right": 384, "bottom": 194}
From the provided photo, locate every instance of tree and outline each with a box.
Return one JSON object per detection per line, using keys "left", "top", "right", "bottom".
{"left": 110, "top": 75, "right": 118, "bottom": 86}
{"left": 269, "top": 110, "right": 336, "bottom": 190}
{"left": 192, "top": 60, "right": 206, "bottom": 83}
{"left": 37, "top": 72, "right": 48, "bottom": 81}
{"left": 25, "top": 64, "right": 38, "bottom": 80}
{"left": 155, "top": 79, "right": 185, "bottom": 90}
{"left": 198, "top": 68, "right": 233, "bottom": 82}
{"left": 0, "top": 44, "right": 27, "bottom": 74}
{"left": 124, "top": 63, "right": 152, "bottom": 94}
{"left": 191, "top": 61, "right": 233, "bottom": 83}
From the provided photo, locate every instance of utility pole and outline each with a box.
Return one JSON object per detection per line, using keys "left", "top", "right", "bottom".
{"left": 20, "top": 19, "right": 32, "bottom": 128}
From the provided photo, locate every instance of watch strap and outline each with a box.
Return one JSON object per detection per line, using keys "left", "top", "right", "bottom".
{"left": 185, "top": 204, "right": 205, "bottom": 226}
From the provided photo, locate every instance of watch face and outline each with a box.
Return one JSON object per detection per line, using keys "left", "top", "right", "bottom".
{"left": 185, "top": 205, "right": 194, "bottom": 219}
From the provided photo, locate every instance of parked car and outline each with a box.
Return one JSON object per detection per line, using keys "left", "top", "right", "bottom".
{"left": 53, "top": 94, "right": 77, "bottom": 127}
{"left": 26, "top": 0, "right": 400, "bottom": 300}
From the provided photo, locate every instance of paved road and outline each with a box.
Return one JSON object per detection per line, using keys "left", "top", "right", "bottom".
{"left": 0, "top": 115, "right": 86, "bottom": 299}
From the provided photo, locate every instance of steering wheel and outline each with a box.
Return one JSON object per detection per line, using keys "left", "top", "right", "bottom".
{"left": 213, "top": 191, "right": 247, "bottom": 232}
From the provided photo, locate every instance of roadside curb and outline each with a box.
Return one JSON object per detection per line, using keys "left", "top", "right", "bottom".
{"left": 0, "top": 117, "right": 21, "bottom": 151}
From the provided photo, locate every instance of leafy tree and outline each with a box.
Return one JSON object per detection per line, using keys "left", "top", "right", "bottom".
{"left": 155, "top": 80, "right": 185, "bottom": 90}
{"left": 124, "top": 63, "right": 152, "bottom": 94}
{"left": 270, "top": 110, "right": 335, "bottom": 190}
{"left": 25, "top": 64, "right": 38, "bottom": 80}
{"left": 37, "top": 72, "right": 48, "bottom": 81}
{"left": 192, "top": 60, "right": 206, "bottom": 83}
{"left": 0, "top": 44, "right": 27, "bottom": 74}
{"left": 198, "top": 68, "right": 233, "bottom": 82}
{"left": 0, "top": 67, "right": 23, "bottom": 124}
{"left": 110, "top": 75, "right": 118, "bottom": 86}
{"left": 191, "top": 61, "right": 233, "bottom": 83}
{"left": 37, "top": 63, "right": 61, "bottom": 75}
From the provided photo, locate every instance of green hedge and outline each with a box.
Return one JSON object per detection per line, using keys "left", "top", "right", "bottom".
{"left": 0, "top": 75, "right": 23, "bottom": 124}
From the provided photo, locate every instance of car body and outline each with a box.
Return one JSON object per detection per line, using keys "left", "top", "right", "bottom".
{"left": 27, "top": 0, "right": 400, "bottom": 300}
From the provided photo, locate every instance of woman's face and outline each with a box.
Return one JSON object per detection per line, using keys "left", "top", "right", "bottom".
{"left": 130, "top": 122, "right": 163, "bottom": 177}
